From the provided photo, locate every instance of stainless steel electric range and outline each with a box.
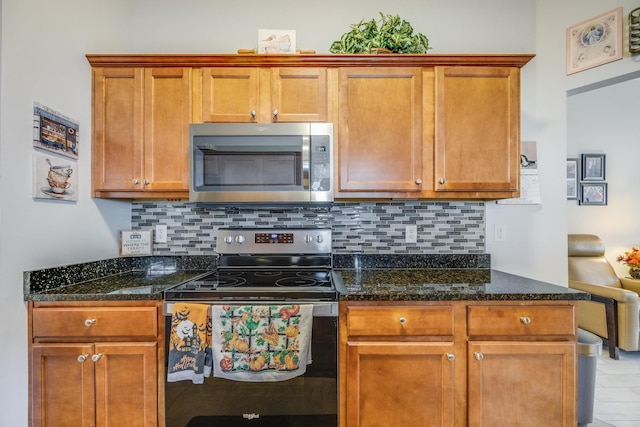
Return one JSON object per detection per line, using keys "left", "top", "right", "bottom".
{"left": 163, "top": 228, "right": 338, "bottom": 427}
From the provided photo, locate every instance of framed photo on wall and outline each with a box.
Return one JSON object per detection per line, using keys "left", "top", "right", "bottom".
{"left": 581, "top": 153, "right": 606, "bottom": 181}
{"left": 566, "top": 158, "right": 580, "bottom": 200}
{"left": 580, "top": 182, "right": 608, "bottom": 205}
{"left": 566, "top": 7, "right": 623, "bottom": 75}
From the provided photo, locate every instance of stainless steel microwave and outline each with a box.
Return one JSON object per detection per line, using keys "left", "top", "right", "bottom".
{"left": 189, "top": 123, "right": 333, "bottom": 204}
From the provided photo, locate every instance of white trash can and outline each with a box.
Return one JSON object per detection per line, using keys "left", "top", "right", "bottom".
{"left": 577, "top": 328, "right": 603, "bottom": 426}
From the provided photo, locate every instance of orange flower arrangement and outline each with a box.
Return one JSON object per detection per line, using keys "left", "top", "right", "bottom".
{"left": 617, "top": 246, "right": 640, "bottom": 278}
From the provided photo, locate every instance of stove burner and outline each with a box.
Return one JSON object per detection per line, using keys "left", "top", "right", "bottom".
{"left": 253, "top": 271, "right": 283, "bottom": 278}
{"left": 217, "top": 277, "right": 246, "bottom": 287}
{"left": 275, "top": 277, "right": 318, "bottom": 287}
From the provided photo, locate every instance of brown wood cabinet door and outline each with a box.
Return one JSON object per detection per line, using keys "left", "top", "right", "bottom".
{"left": 270, "top": 68, "right": 327, "bottom": 122}
{"left": 93, "top": 67, "right": 144, "bottom": 192}
{"left": 467, "top": 341, "right": 576, "bottom": 427}
{"left": 337, "top": 67, "right": 423, "bottom": 194}
{"left": 31, "top": 343, "right": 95, "bottom": 427}
{"left": 345, "top": 341, "right": 455, "bottom": 427}
{"left": 434, "top": 66, "right": 519, "bottom": 192}
{"left": 202, "top": 68, "right": 259, "bottom": 122}
{"left": 94, "top": 342, "right": 158, "bottom": 427}
{"left": 143, "top": 68, "right": 192, "bottom": 191}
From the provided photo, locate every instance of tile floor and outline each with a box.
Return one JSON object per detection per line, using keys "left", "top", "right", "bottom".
{"left": 587, "top": 347, "right": 640, "bottom": 427}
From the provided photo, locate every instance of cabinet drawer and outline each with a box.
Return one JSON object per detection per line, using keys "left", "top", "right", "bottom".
{"left": 347, "top": 306, "right": 454, "bottom": 337}
{"left": 467, "top": 305, "right": 575, "bottom": 337}
{"left": 32, "top": 307, "right": 158, "bottom": 339}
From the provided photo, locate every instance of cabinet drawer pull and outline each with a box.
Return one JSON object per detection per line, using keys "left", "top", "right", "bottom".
{"left": 520, "top": 316, "right": 532, "bottom": 325}
{"left": 398, "top": 317, "right": 407, "bottom": 325}
{"left": 474, "top": 352, "right": 484, "bottom": 361}
{"left": 91, "top": 353, "right": 103, "bottom": 362}
{"left": 446, "top": 353, "right": 455, "bottom": 361}
{"left": 250, "top": 110, "right": 256, "bottom": 117}
{"left": 77, "top": 354, "right": 89, "bottom": 363}
{"left": 273, "top": 109, "right": 279, "bottom": 117}
{"left": 132, "top": 179, "right": 140, "bottom": 185}
{"left": 84, "top": 318, "right": 96, "bottom": 327}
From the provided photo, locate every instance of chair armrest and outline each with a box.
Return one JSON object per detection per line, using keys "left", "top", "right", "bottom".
{"left": 620, "top": 277, "right": 640, "bottom": 295}
{"left": 569, "top": 280, "right": 639, "bottom": 304}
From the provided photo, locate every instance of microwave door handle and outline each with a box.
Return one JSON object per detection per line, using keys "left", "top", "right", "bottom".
{"left": 302, "top": 135, "right": 310, "bottom": 190}
{"left": 197, "top": 145, "right": 302, "bottom": 152}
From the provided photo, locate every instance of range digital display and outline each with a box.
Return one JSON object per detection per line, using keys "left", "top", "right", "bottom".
{"left": 255, "top": 233, "right": 294, "bottom": 243}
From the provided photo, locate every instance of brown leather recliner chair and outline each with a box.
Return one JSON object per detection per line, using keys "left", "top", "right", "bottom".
{"left": 568, "top": 234, "right": 640, "bottom": 359}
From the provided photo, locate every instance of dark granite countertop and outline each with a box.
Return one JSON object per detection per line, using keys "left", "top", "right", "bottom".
{"left": 24, "top": 253, "right": 587, "bottom": 303}
{"left": 24, "top": 256, "right": 215, "bottom": 302}
{"left": 333, "top": 269, "right": 588, "bottom": 302}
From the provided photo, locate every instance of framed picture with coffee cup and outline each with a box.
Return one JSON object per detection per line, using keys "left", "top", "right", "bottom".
{"left": 32, "top": 151, "right": 77, "bottom": 201}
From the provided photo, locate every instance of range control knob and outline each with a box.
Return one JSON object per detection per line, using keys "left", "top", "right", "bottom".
{"left": 235, "top": 235, "right": 246, "bottom": 244}
{"left": 316, "top": 235, "right": 324, "bottom": 243}
{"left": 305, "top": 235, "right": 313, "bottom": 243}
{"left": 224, "top": 235, "right": 234, "bottom": 244}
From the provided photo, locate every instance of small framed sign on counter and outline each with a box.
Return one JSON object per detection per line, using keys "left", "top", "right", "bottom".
{"left": 120, "top": 230, "right": 152, "bottom": 256}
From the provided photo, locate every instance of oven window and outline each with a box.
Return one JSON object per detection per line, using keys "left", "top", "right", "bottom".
{"left": 203, "top": 152, "right": 301, "bottom": 187}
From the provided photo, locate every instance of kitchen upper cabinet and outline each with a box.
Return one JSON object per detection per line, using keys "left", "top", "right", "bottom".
{"left": 336, "top": 67, "right": 424, "bottom": 196}
{"left": 434, "top": 66, "right": 520, "bottom": 194}
{"left": 200, "top": 67, "right": 327, "bottom": 123}
{"left": 29, "top": 301, "right": 162, "bottom": 427}
{"left": 86, "top": 54, "right": 533, "bottom": 200}
{"left": 92, "top": 67, "right": 192, "bottom": 199}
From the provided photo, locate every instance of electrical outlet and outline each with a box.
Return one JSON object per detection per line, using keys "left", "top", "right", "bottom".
{"left": 494, "top": 224, "right": 506, "bottom": 242}
{"left": 155, "top": 224, "right": 168, "bottom": 243}
{"left": 405, "top": 225, "right": 417, "bottom": 243}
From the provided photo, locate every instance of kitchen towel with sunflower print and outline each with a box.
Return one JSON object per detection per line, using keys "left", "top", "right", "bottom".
{"left": 167, "top": 303, "right": 212, "bottom": 384}
{"left": 210, "top": 304, "right": 313, "bottom": 381}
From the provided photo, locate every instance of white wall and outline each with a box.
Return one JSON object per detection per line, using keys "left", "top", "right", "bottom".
{"left": 0, "top": 0, "right": 636, "bottom": 425}
{"left": 567, "top": 74, "right": 640, "bottom": 277}
{"left": 486, "top": 0, "right": 640, "bottom": 285}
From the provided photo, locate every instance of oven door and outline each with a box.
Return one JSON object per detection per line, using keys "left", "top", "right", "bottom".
{"left": 164, "top": 301, "right": 338, "bottom": 427}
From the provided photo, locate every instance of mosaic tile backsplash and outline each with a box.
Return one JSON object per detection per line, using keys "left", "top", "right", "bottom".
{"left": 131, "top": 201, "right": 485, "bottom": 255}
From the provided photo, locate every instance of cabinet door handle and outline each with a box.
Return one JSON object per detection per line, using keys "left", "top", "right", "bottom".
{"left": 77, "top": 354, "right": 89, "bottom": 363}
{"left": 474, "top": 352, "right": 484, "bottom": 361}
{"left": 398, "top": 317, "right": 407, "bottom": 325}
{"left": 273, "top": 109, "right": 279, "bottom": 117}
{"left": 250, "top": 110, "right": 257, "bottom": 117}
{"left": 84, "top": 318, "right": 96, "bottom": 327}
{"left": 132, "top": 179, "right": 140, "bottom": 185}
{"left": 91, "top": 353, "right": 103, "bottom": 362}
{"left": 520, "top": 316, "right": 532, "bottom": 325}
{"left": 415, "top": 179, "right": 422, "bottom": 185}
{"left": 446, "top": 353, "right": 455, "bottom": 361}
{"left": 439, "top": 178, "right": 446, "bottom": 185}
{"left": 143, "top": 179, "right": 150, "bottom": 185}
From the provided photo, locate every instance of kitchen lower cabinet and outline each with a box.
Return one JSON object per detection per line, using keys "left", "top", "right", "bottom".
{"left": 28, "top": 301, "right": 163, "bottom": 427}
{"left": 339, "top": 301, "right": 577, "bottom": 427}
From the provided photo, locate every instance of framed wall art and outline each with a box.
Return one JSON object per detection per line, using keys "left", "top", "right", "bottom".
{"left": 566, "top": 7, "right": 623, "bottom": 75}
{"left": 566, "top": 158, "right": 580, "bottom": 200}
{"left": 33, "top": 102, "right": 79, "bottom": 160}
{"left": 32, "top": 151, "right": 78, "bottom": 201}
{"left": 581, "top": 153, "right": 606, "bottom": 181}
{"left": 580, "top": 182, "right": 608, "bottom": 206}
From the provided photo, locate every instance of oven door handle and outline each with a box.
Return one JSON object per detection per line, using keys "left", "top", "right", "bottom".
{"left": 164, "top": 301, "right": 337, "bottom": 317}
